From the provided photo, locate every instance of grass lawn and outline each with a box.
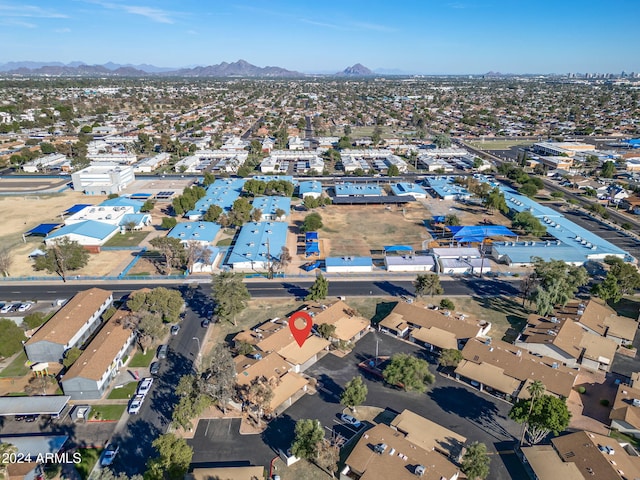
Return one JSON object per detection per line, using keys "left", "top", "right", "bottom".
{"left": 272, "top": 458, "right": 331, "bottom": 480}
{"left": 107, "top": 382, "right": 138, "bottom": 399}
{"left": 103, "top": 230, "right": 149, "bottom": 247}
{"left": 216, "top": 238, "right": 233, "bottom": 247}
{"left": 75, "top": 448, "right": 103, "bottom": 480}
{"left": 129, "top": 348, "right": 155, "bottom": 367}
{"left": 610, "top": 430, "right": 640, "bottom": 450}
{"left": 466, "top": 139, "right": 535, "bottom": 150}
{"left": 90, "top": 404, "right": 126, "bottom": 421}
{"left": 0, "top": 351, "right": 30, "bottom": 377}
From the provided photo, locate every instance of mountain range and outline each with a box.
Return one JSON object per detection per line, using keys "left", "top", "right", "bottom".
{"left": 0, "top": 60, "right": 381, "bottom": 77}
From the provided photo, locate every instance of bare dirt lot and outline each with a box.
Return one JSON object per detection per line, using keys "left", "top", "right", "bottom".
{"left": 290, "top": 203, "right": 430, "bottom": 258}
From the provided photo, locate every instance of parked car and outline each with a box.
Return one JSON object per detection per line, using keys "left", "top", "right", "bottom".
{"left": 137, "top": 377, "right": 154, "bottom": 396}
{"left": 201, "top": 319, "right": 210, "bottom": 328}
{"left": 149, "top": 362, "right": 160, "bottom": 375}
{"left": 170, "top": 325, "right": 180, "bottom": 336}
{"left": 0, "top": 304, "right": 12, "bottom": 314}
{"left": 340, "top": 414, "right": 362, "bottom": 428}
{"left": 100, "top": 444, "right": 119, "bottom": 467}
{"left": 24, "top": 415, "right": 38, "bottom": 423}
{"left": 157, "top": 344, "right": 168, "bottom": 359}
{"left": 128, "top": 395, "right": 144, "bottom": 415}
{"left": 18, "top": 303, "right": 32, "bottom": 312}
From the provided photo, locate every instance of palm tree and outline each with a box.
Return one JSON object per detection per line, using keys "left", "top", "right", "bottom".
{"left": 521, "top": 380, "right": 546, "bottom": 444}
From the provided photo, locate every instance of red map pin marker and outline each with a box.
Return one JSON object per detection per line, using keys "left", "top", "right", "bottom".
{"left": 289, "top": 311, "right": 313, "bottom": 347}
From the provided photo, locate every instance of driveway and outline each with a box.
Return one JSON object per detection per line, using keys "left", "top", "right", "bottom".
{"left": 283, "top": 332, "right": 526, "bottom": 480}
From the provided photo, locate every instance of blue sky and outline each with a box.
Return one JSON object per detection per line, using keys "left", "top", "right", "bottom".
{"left": 1, "top": 0, "right": 638, "bottom": 74}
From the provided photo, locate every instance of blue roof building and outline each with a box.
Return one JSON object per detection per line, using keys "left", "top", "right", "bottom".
{"left": 491, "top": 185, "right": 630, "bottom": 265}
{"left": 335, "top": 183, "right": 382, "bottom": 197}
{"left": 226, "top": 221, "right": 288, "bottom": 270}
{"left": 99, "top": 197, "right": 144, "bottom": 213}
{"left": 168, "top": 222, "right": 221, "bottom": 244}
{"left": 425, "top": 176, "right": 471, "bottom": 200}
{"left": 298, "top": 181, "right": 323, "bottom": 199}
{"left": 390, "top": 182, "right": 428, "bottom": 198}
{"left": 186, "top": 178, "right": 246, "bottom": 220}
{"left": 251, "top": 175, "right": 296, "bottom": 184}
{"left": 44, "top": 220, "right": 120, "bottom": 247}
{"left": 251, "top": 196, "right": 291, "bottom": 220}
{"left": 325, "top": 256, "right": 373, "bottom": 273}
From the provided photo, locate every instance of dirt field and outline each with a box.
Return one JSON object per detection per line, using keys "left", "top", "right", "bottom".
{"left": 289, "top": 203, "right": 430, "bottom": 258}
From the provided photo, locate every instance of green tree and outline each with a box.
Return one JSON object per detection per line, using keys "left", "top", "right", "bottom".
{"left": 199, "top": 344, "right": 236, "bottom": 413}
{"left": 238, "top": 375, "right": 275, "bottom": 424}
{"left": 383, "top": 353, "right": 434, "bottom": 392}
{"left": 461, "top": 442, "right": 491, "bottom": 480}
{"left": 202, "top": 204, "right": 223, "bottom": 222}
{"left": 303, "top": 196, "right": 321, "bottom": 209}
{"left": 127, "top": 287, "right": 184, "bottom": 323}
{"left": 229, "top": 197, "right": 252, "bottom": 227}
{"left": 316, "top": 323, "right": 336, "bottom": 340}
{"left": 211, "top": 272, "right": 250, "bottom": 326}
{"left": 160, "top": 217, "right": 177, "bottom": 230}
{"left": 306, "top": 273, "right": 329, "bottom": 301}
{"left": 135, "top": 312, "right": 168, "bottom": 354}
{"left": 62, "top": 347, "right": 82, "bottom": 369}
{"left": 433, "top": 133, "right": 452, "bottom": 149}
{"left": 509, "top": 394, "right": 571, "bottom": 445}
{"left": 387, "top": 164, "right": 399, "bottom": 177}
{"left": 145, "top": 434, "right": 193, "bottom": 480}
{"left": 483, "top": 187, "right": 508, "bottom": 214}
{"left": 592, "top": 273, "right": 622, "bottom": 304}
{"left": 337, "top": 136, "right": 351, "bottom": 149}
{"left": 414, "top": 273, "right": 443, "bottom": 298}
{"left": 0, "top": 319, "right": 27, "bottom": 357}
{"left": 140, "top": 199, "right": 155, "bottom": 213}
{"left": 301, "top": 212, "right": 323, "bottom": 233}
{"left": 528, "top": 258, "right": 588, "bottom": 315}
{"left": 512, "top": 211, "right": 546, "bottom": 236}
{"left": 22, "top": 311, "right": 48, "bottom": 330}
{"left": 291, "top": 419, "right": 324, "bottom": 460}
{"left": 519, "top": 182, "right": 539, "bottom": 198}
{"left": 40, "top": 142, "right": 56, "bottom": 154}
{"left": 601, "top": 160, "right": 615, "bottom": 178}
{"left": 149, "top": 237, "right": 185, "bottom": 274}
{"left": 444, "top": 214, "right": 460, "bottom": 227}
{"left": 439, "top": 298, "right": 455, "bottom": 310}
{"left": 340, "top": 376, "right": 368, "bottom": 412}
{"left": 439, "top": 349, "right": 463, "bottom": 368}
{"left": 602, "top": 256, "right": 640, "bottom": 297}
{"left": 172, "top": 375, "right": 210, "bottom": 431}
{"left": 203, "top": 172, "right": 216, "bottom": 186}
{"left": 0, "top": 440, "right": 17, "bottom": 478}
{"left": 33, "top": 237, "right": 90, "bottom": 282}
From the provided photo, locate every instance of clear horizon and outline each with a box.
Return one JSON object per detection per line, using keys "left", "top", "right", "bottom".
{"left": 1, "top": 0, "right": 638, "bottom": 75}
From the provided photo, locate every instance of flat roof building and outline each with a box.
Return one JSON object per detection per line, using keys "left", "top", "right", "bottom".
{"left": 334, "top": 183, "right": 382, "bottom": 197}
{"left": 298, "top": 180, "right": 323, "bottom": 199}
{"left": 251, "top": 196, "right": 291, "bottom": 220}
{"left": 167, "top": 222, "right": 221, "bottom": 245}
{"left": 71, "top": 163, "right": 135, "bottom": 195}
{"left": 226, "top": 221, "right": 288, "bottom": 270}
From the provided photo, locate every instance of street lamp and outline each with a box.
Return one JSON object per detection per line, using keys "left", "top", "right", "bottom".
{"left": 192, "top": 336, "right": 201, "bottom": 352}
{"left": 375, "top": 336, "right": 381, "bottom": 366}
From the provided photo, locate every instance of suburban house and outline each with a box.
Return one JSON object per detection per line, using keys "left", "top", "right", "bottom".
{"left": 187, "top": 466, "right": 265, "bottom": 480}
{"left": 378, "top": 302, "right": 490, "bottom": 352}
{"left": 60, "top": 308, "right": 136, "bottom": 400}
{"left": 390, "top": 409, "right": 467, "bottom": 462}
{"left": 545, "top": 430, "right": 640, "bottom": 479}
{"left": 235, "top": 351, "right": 308, "bottom": 415}
{"left": 515, "top": 313, "right": 618, "bottom": 372}
{"left": 610, "top": 374, "right": 640, "bottom": 438}
{"left": 303, "top": 301, "right": 370, "bottom": 344}
{"left": 25, "top": 288, "right": 113, "bottom": 363}
{"left": 234, "top": 317, "right": 330, "bottom": 373}
{"left": 340, "top": 417, "right": 461, "bottom": 480}
{"left": 454, "top": 338, "right": 577, "bottom": 401}
{"left": 556, "top": 300, "right": 638, "bottom": 346}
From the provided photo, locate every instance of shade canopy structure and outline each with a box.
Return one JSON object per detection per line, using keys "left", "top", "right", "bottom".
{"left": 301, "top": 260, "right": 321, "bottom": 271}
{"left": 447, "top": 225, "right": 517, "bottom": 243}
{"left": 305, "top": 231, "right": 319, "bottom": 242}
{"left": 64, "top": 204, "right": 92, "bottom": 215}
{"left": 305, "top": 241, "right": 320, "bottom": 257}
{"left": 384, "top": 245, "right": 413, "bottom": 253}
{"left": 25, "top": 223, "right": 60, "bottom": 236}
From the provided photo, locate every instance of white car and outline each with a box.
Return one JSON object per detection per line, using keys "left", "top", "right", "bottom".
{"left": 100, "top": 444, "right": 119, "bottom": 467}
{"left": 0, "top": 304, "right": 12, "bottom": 314}
{"left": 18, "top": 303, "right": 32, "bottom": 312}
{"left": 137, "top": 377, "right": 154, "bottom": 396}
{"left": 128, "top": 394, "right": 144, "bottom": 415}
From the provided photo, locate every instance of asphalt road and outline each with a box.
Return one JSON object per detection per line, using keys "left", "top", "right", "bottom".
{"left": 0, "top": 278, "right": 521, "bottom": 304}
{"left": 110, "top": 291, "right": 211, "bottom": 476}
{"left": 187, "top": 333, "right": 527, "bottom": 480}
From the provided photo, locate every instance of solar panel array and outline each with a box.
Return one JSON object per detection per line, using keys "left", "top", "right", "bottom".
{"left": 155, "top": 191, "right": 175, "bottom": 199}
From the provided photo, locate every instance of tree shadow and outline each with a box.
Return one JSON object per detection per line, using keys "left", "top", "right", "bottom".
{"left": 372, "top": 281, "right": 411, "bottom": 297}
{"left": 429, "top": 386, "right": 512, "bottom": 440}
{"left": 315, "top": 373, "right": 342, "bottom": 404}
{"left": 494, "top": 440, "right": 529, "bottom": 479}
{"left": 460, "top": 278, "right": 520, "bottom": 297}
{"left": 262, "top": 413, "right": 296, "bottom": 454}
{"left": 178, "top": 285, "right": 214, "bottom": 318}
{"left": 280, "top": 282, "right": 308, "bottom": 299}
{"left": 371, "top": 301, "right": 398, "bottom": 326}
{"left": 111, "top": 417, "right": 162, "bottom": 476}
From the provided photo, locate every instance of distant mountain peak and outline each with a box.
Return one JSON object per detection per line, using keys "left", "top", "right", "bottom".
{"left": 339, "top": 63, "right": 373, "bottom": 76}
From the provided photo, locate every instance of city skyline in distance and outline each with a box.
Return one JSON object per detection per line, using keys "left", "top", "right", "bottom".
{"left": 1, "top": 0, "right": 639, "bottom": 75}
